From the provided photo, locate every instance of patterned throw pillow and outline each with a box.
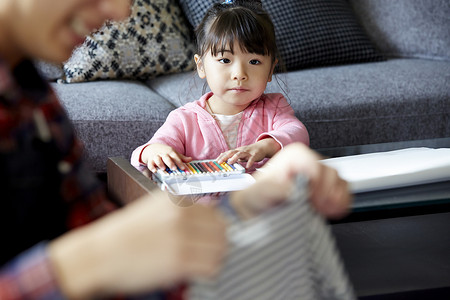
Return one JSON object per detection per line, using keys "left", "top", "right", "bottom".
{"left": 63, "top": 0, "right": 196, "bottom": 83}
{"left": 178, "top": 0, "right": 384, "bottom": 71}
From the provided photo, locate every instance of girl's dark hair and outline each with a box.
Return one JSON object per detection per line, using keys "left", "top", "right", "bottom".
{"left": 195, "top": 0, "right": 279, "bottom": 63}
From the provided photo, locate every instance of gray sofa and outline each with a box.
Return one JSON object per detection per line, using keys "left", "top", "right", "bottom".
{"left": 45, "top": 0, "right": 449, "bottom": 173}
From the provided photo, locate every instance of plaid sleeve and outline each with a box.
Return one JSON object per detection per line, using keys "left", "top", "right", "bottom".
{"left": 0, "top": 243, "right": 64, "bottom": 300}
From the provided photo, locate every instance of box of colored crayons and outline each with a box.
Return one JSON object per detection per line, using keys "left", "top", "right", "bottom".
{"left": 153, "top": 159, "right": 255, "bottom": 195}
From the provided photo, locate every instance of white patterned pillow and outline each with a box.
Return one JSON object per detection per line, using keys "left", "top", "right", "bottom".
{"left": 63, "top": 0, "right": 196, "bottom": 83}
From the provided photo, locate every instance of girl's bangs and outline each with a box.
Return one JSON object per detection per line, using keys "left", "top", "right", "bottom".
{"left": 204, "top": 11, "right": 273, "bottom": 58}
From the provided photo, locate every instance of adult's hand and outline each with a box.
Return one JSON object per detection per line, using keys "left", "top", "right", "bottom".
{"left": 230, "top": 143, "right": 352, "bottom": 220}
{"left": 49, "top": 191, "right": 228, "bottom": 299}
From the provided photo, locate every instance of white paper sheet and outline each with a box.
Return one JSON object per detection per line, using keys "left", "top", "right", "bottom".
{"left": 321, "top": 148, "right": 450, "bottom": 193}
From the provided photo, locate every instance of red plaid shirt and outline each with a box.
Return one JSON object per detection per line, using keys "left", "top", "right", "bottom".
{"left": 0, "top": 58, "right": 186, "bottom": 300}
{"left": 0, "top": 243, "right": 63, "bottom": 299}
{"left": 0, "top": 58, "right": 116, "bottom": 299}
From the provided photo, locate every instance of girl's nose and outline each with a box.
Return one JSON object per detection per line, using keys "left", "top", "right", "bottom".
{"left": 232, "top": 64, "right": 248, "bottom": 81}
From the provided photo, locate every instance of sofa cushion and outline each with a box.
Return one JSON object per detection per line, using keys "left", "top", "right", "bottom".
{"left": 63, "top": 0, "right": 195, "bottom": 83}
{"left": 178, "top": 0, "right": 384, "bottom": 70}
{"left": 148, "top": 59, "right": 450, "bottom": 149}
{"left": 349, "top": 0, "right": 450, "bottom": 61}
{"left": 53, "top": 80, "right": 175, "bottom": 172}
{"left": 34, "top": 60, "right": 64, "bottom": 81}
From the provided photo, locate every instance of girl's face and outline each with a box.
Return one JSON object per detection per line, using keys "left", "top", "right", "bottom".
{"left": 0, "top": 0, "right": 130, "bottom": 65}
{"left": 195, "top": 41, "right": 277, "bottom": 115}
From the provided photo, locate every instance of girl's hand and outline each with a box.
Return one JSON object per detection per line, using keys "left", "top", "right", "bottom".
{"left": 217, "top": 138, "right": 281, "bottom": 169}
{"left": 141, "top": 143, "right": 192, "bottom": 173}
{"left": 230, "top": 143, "right": 352, "bottom": 220}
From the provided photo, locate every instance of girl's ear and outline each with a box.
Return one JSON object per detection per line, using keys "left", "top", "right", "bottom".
{"left": 194, "top": 54, "right": 206, "bottom": 79}
{"left": 267, "top": 58, "right": 278, "bottom": 82}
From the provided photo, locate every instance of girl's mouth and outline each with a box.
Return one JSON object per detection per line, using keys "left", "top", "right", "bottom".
{"left": 229, "top": 87, "right": 249, "bottom": 92}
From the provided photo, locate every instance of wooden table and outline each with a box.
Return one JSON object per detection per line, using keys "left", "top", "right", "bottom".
{"left": 107, "top": 156, "right": 159, "bottom": 205}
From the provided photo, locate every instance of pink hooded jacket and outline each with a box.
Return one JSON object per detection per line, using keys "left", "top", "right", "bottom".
{"left": 131, "top": 92, "right": 309, "bottom": 171}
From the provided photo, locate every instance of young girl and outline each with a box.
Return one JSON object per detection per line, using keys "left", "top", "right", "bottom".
{"left": 131, "top": 0, "right": 309, "bottom": 173}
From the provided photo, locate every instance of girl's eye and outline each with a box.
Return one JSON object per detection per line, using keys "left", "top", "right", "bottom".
{"left": 219, "top": 58, "right": 231, "bottom": 64}
{"left": 250, "top": 59, "right": 261, "bottom": 65}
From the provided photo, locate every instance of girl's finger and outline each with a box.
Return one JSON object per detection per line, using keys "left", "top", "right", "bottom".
{"left": 170, "top": 154, "right": 187, "bottom": 171}
{"left": 227, "top": 153, "right": 243, "bottom": 165}
{"left": 229, "top": 151, "right": 251, "bottom": 165}
{"left": 246, "top": 156, "right": 256, "bottom": 169}
{"left": 161, "top": 154, "right": 176, "bottom": 170}
{"left": 147, "top": 161, "right": 157, "bottom": 173}
{"left": 178, "top": 153, "right": 193, "bottom": 163}
{"left": 153, "top": 155, "right": 167, "bottom": 171}
{"left": 217, "top": 151, "right": 235, "bottom": 164}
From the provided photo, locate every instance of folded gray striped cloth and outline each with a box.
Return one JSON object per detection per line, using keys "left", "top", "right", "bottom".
{"left": 188, "top": 176, "right": 355, "bottom": 300}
